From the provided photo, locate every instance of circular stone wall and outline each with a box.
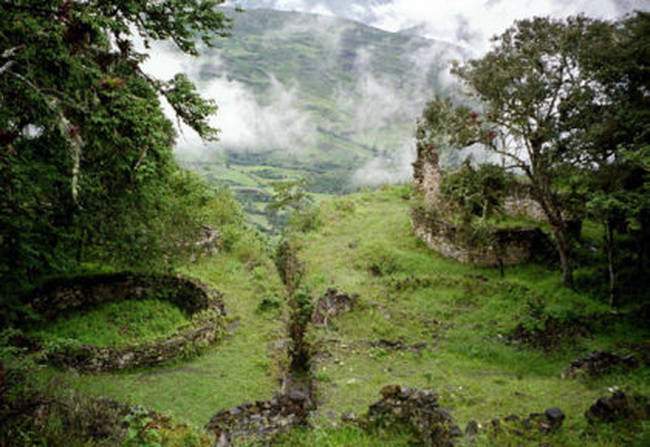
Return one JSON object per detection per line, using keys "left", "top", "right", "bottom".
{"left": 20, "top": 272, "right": 226, "bottom": 373}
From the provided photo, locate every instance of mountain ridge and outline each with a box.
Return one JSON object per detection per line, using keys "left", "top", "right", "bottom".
{"left": 173, "top": 7, "right": 465, "bottom": 230}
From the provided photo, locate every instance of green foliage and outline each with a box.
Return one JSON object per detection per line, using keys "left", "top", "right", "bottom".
{"left": 290, "top": 205, "right": 322, "bottom": 234}
{"left": 125, "top": 406, "right": 162, "bottom": 447}
{"left": 29, "top": 299, "right": 190, "bottom": 347}
{"left": 292, "top": 285, "right": 314, "bottom": 329}
{"left": 416, "top": 97, "right": 481, "bottom": 151}
{"left": 268, "top": 179, "right": 311, "bottom": 211}
{"left": 0, "top": 0, "right": 231, "bottom": 294}
{"left": 441, "top": 162, "right": 512, "bottom": 221}
{"left": 274, "top": 237, "right": 304, "bottom": 288}
{"left": 419, "top": 13, "right": 650, "bottom": 288}
{"left": 0, "top": 329, "right": 40, "bottom": 415}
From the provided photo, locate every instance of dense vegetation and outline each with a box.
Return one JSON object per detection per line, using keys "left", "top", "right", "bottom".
{"left": 0, "top": 0, "right": 230, "bottom": 299}
{"left": 417, "top": 13, "right": 649, "bottom": 298}
{"left": 0, "top": 3, "right": 648, "bottom": 447}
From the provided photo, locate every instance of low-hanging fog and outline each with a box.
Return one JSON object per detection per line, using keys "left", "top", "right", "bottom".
{"left": 144, "top": 1, "right": 647, "bottom": 188}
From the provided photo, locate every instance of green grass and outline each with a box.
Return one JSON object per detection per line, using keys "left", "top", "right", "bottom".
{"left": 293, "top": 185, "right": 648, "bottom": 446}
{"left": 35, "top": 185, "right": 647, "bottom": 446}
{"left": 30, "top": 299, "right": 190, "bottom": 347}
{"left": 272, "top": 425, "right": 414, "bottom": 446}
{"left": 42, "top": 230, "right": 287, "bottom": 429}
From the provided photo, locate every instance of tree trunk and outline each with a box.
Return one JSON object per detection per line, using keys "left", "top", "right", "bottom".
{"left": 605, "top": 220, "right": 616, "bottom": 307}
{"left": 553, "top": 225, "right": 574, "bottom": 288}
{"left": 534, "top": 185, "right": 574, "bottom": 288}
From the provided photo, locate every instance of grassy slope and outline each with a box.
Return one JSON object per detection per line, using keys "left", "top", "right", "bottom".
{"left": 177, "top": 8, "right": 461, "bottom": 231}
{"left": 43, "top": 232, "right": 287, "bottom": 430}
{"left": 293, "top": 185, "right": 648, "bottom": 446}
{"left": 36, "top": 186, "right": 647, "bottom": 445}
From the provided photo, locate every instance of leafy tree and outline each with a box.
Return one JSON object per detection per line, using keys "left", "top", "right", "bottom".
{"left": 570, "top": 13, "right": 650, "bottom": 304}
{"left": 0, "top": 1, "right": 231, "bottom": 295}
{"left": 440, "top": 161, "right": 512, "bottom": 222}
{"left": 419, "top": 14, "right": 648, "bottom": 288}
{"left": 266, "top": 178, "right": 320, "bottom": 233}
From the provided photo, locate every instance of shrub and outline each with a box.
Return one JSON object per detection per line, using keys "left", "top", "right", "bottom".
{"left": 440, "top": 161, "right": 513, "bottom": 220}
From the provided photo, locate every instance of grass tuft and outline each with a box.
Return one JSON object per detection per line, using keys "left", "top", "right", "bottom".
{"left": 30, "top": 299, "right": 189, "bottom": 347}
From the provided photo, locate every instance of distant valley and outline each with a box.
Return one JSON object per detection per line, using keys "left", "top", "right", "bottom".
{"left": 164, "top": 7, "right": 464, "bottom": 231}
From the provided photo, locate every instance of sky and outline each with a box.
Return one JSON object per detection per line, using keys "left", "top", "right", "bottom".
{"left": 226, "top": 0, "right": 648, "bottom": 53}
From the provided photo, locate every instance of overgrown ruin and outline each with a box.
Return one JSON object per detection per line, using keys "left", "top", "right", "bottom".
{"left": 412, "top": 141, "right": 549, "bottom": 267}
{"left": 17, "top": 273, "right": 226, "bottom": 372}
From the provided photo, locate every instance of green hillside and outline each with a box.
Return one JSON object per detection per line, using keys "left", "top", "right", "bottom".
{"left": 175, "top": 8, "right": 462, "bottom": 231}
{"left": 29, "top": 186, "right": 649, "bottom": 446}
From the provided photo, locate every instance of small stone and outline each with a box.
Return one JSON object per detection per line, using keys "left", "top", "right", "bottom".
{"left": 380, "top": 384, "right": 402, "bottom": 398}
{"left": 504, "top": 413, "right": 520, "bottom": 422}
{"left": 545, "top": 407, "right": 565, "bottom": 426}
{"left": 465, "top": 420, "right": 479, "bottom": 435}
{"left": 288, "top": 390, "right": 308, "bottom": 402}
{"left": 449, "top": 423, "right": 463, "bottom": 438}
{"left": 341, "top": 412, "right": 357, "bottom": 422}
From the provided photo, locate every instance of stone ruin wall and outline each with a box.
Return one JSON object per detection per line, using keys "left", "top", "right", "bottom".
{"left": 503, "top": 183, "right": 547, "bottom": 221}
{"left": 19, "top": 272, "right": 227, "bottom": 372}
{"left": 413, "top": 140, "right": 444, "bottom": 208}
{"left": 412, "top": 142, "right": 547, "bottom": 267}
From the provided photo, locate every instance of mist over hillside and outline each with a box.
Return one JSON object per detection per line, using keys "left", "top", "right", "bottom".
{"left": 156, "top": 8, "right": 464, "bottom": 186}
{"left": 142, "top": 7, "right": 467, "bottom": 230}
{"left": 226, "top": 0, "right": 647, "bottom": 50}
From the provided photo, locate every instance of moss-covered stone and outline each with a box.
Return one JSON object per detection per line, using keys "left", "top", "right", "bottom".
{"left": 19, "top": 273, "right": 226, "bottom": 373}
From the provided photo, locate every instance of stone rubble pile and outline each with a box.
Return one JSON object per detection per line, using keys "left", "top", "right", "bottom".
{"left": 311, "top": 288, "right": 357, "bottom": 328}
{"left": 464, "top": 407, "right": 565, "bottom": 443}
{"left": 563, "top": 350, "right": 639, "bottom": 379}
{"left": 345, "top": 385, "right": 572, "bottom": 446}
{"left": 205, "top": 391, "right": 311, "bottom": 447}
{"left": 586, "top": 390, "right": 648, "bottom": 424}
{"left": 362, "top": 384, "right": 461, "bottom": 447}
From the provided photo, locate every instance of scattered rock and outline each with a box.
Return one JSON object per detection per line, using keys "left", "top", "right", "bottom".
{"left": 465, "top": 420, "right": 479, "bottom": 436}
{"left": 361, "top": 384, "right": 460, "bottom": 447}
{"left": 468, "top": 407, "right": 565, "bottom": 443}
{"left": 194, "top": 225, "right": 221, "bottom": 257}
{"left": 506, "top": 317, "right": 591, "bottom": 351}
{"left": 369, "top": 339, "right": 428, "bottom": 353}
{"left": 312, "top": 288, "right": 358, "bottom": 328}
{"left": 585, "top": 390, "right": 649, "bottom": 424}
{"left": 563, "top": 350, "right": 639, "bottom": 379}
{"left": 341, "top": 412, "right": 357, "bottom": 423}
{"left": 544, "top": 407, "right": 565, "bottom": 432}
{"left": 205, "top": 392, "right": 313, "bottom": 446}
{"left": 616, "top": 342, "right": 650, "bottom": 366}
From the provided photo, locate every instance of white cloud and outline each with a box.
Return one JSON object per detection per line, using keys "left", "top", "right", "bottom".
{"left": 143, "top": 41, "right": 316, "bottom": 156}
{"left": 352, "top": 142, "right": 416, "bottom": 186}
{"left": 233, "top": 0, "right": 648, "bottom": 54}
{"left": 363, "top": 0, "right": 630, "bottom": 53}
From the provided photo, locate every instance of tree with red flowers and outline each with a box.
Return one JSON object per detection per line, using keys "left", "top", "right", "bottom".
{"left": 418, "top": 14, "right": 649, "bottom": 289}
